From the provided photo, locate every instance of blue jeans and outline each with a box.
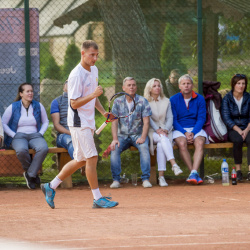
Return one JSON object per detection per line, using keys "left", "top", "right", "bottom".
{"left": 11, "top": 132, "right": 48, "bottom": 178}
{"left": 110, "top": 135, "right": 151, "bottom": 182}
{"left": 56, "top": 134, "right": 74, "bottom": 160}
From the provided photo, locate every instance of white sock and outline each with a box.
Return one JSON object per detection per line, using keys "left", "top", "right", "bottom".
{"left": 50, "top": 176, "right": 62, "bottom": 190}
{"left": 191, "top": 170, "right": 197, "bottom": 174}
{"left": 92, "top": 188, "right": 102, "bottom": 201}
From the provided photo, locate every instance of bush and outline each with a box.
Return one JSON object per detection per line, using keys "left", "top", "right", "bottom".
{"left": 62, "top": 42, "right": 81, "bottom": 81}
{"left": 160, "top": 23, "right": 187, "bottom": 78}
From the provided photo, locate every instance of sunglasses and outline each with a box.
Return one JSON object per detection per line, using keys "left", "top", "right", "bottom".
{"left": 234, "top": 74, "right": 246, "bottom": 78}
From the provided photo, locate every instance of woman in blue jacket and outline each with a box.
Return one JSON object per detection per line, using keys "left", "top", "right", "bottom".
{"left": 221, "top": 74, "right": 250, "bottom": 181}
{"left": 2, "top": 83, "right": 49, "bottom": 189}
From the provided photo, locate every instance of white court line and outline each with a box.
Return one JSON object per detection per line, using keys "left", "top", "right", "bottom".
{"left": 46, "top": 241, "right": 250, "bottom": 249}
{"left": 216, "top": 196, "right": 250, "bottom": 202}
{"left": 36, "top": 232, "right": 249, "bottom": 243}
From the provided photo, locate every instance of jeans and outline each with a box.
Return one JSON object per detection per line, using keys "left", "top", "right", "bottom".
{"left": 56, "top": 133, "right": 74, "bottom": 160}
{"left": 228, "top": 129, "right": 250, "bottom": 165}
{"left": 110, "top": 135, "right": 151, "bottom": 182}
{"left": 11, "top": 132, "right": 48, "bottom": 178}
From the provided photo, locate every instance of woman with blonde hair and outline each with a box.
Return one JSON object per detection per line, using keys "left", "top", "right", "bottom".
{"left": 144, "top": 78, "right": 182, "bottom": 186}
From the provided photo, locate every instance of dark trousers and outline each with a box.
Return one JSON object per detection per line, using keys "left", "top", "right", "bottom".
{"left": 228, "top": 129, "right": 250, "bottom": 165}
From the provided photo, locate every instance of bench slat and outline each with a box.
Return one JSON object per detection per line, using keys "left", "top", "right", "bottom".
{"left": 0, "top": 147, "right": 68, "bottom": 155}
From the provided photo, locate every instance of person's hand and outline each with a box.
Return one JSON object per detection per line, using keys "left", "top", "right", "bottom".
{"left": 104, "top": 112, "right": 116, "bottom": 121}
{"left": 156, "top": 128, "right": 165, "bottom": 135}
{"left": 136, "top": 137, "right": 146, "bottom": 144}
{"left": 185, "top": 132, "right": 194, "bottom": 144}
{"left": 241, "top": 128, "right": 249, "bottom": 140}
{"left": 93, "top": 86, "right": 103, "bottom": 97}
{"left": 111, "top": 139, "right": 120, "bottom": 150}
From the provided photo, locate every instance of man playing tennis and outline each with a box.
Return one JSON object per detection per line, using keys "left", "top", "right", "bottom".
{"left": 110, "top": 77, "right": 153, "bottom": 188}
{"left": 41, "top": 40, "right": 118, "bottom": 209}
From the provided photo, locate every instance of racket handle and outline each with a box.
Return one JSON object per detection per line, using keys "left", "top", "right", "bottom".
{"left": 95, "top": 122, "right": 108, "bottom": 134}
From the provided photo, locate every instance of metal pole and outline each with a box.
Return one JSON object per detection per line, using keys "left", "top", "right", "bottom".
{"left": 197, "top": 0, "right": 203, "bottom": 94}
{"left": 24, "top": 0, "right": 31, "bottom": 83}
{"left": 197, "top": 0, "right": 205, "bottom": 179}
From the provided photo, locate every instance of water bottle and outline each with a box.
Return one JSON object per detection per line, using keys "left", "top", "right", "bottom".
{"left": 120, "top": 173, "right": 129, "bottom": 184}
{"left": 231, "top": 167, "right": 237, "bottom": 185}
{"left": 221, "top": 159, "right": 229, "bottom": 186}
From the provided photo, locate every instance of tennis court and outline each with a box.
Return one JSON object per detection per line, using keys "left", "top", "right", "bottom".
{"left": 1, "top": 180, "right": 250, "bottom": 249}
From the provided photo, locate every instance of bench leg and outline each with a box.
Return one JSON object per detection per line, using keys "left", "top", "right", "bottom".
{"left": 57, "top": 152, "right": 73, "bottom": 188}
{"left": 149, "top": 153, "right": 157, "bottom": 185}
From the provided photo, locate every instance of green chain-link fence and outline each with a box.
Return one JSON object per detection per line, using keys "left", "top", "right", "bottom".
{"left": 0, "top": 0, "right": 249, "bottom": 187}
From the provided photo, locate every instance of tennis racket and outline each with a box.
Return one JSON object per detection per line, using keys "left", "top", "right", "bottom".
{"left": 96, "top": 92, "right": 136, "bottom": 134}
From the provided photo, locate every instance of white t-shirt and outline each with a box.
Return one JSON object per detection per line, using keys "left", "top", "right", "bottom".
{"left": 67, "top": 63, "right": 98, "bottom": 129}
{"left": 233, "top": 96, "right": 243, "bottom": 114}
{"left": 184, "top": 98, "right": 191, "bottom": 108}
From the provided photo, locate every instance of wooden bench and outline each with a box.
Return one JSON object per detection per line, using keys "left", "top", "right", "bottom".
{"left": 0, "top": 147, "right": 72, "bottom": 188}
{"left": 130, "top": 142, "right": 247, "bottom": 185}
{"left": 0, "top": 143, "right": 246, "bottom": 188}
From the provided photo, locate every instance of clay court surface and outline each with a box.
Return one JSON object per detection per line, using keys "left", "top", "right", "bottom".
{"left": 1, "top": 180, "right": 250, "bottom": 249}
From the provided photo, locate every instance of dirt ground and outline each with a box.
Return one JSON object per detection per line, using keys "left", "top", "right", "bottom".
{"left": 1, "top": 180, "right": 250, "bottom": 249}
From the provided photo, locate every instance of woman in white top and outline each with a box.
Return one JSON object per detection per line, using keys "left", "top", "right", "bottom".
{"left": 2, "top": 83, "right": 49, "bottom": 189}
{"left": 144, "top": 78, "right": 183, "bottom": 186}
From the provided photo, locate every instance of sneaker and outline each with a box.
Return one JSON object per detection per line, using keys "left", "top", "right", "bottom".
{"left": 110, "top": 181, "right": 121, "bottom": 189}
{"left": 247, "top": 172, "right": 250, "bottom": 181}
{"left": 92, "top": 196, "right": 119, "bottom": 208}
{"left": 23, "top": 172, "right": 36, "bottom": 189}
{"left": 142, "top": 180, "right": 152, "bottom": 188}
{"left": 172, "top": 164, "right": 183, "bottom": 176}
{"left": 237, "top": 170, "right": 243, "bottom": 181}
{"left": 41, "top": 183, "right": 56, "bottom": 209}
{"left": 196, "top": 173, "right": 203, "bottom": 184}
{"left": 158, "top": 176, "right": 168, "bottom": 187}
{"left": 35, "top": 175, "right": 41, "bottom": 186}
{"left": 186, "top": 173, "right": 198, "bottom": 185}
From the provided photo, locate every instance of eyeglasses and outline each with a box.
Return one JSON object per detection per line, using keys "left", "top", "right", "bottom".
{"left": 234, "top": 74, "right": 246, "bottom": 78}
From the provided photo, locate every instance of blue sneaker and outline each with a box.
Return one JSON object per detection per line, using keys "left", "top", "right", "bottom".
{"left": 186, "top": 173, "right": 198, "bottom": 185}
{"left": 92, "top": 196, "right": 119, "bottom": 208}
{"left": 41, "top": 183, "right": 56, "bottom": 209}
{"left": 197, "top": 174, "right": 203, "bottom": 185}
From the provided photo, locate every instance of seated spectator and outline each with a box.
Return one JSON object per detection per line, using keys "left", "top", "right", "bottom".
{"left": 2, "top": 83, "right": 49, "bottom": 189}
{"left": 50, "top": 80, "right": 74, "bottom": 160}
{"left": 170, "top": 74, "right": 207, "bottom": 185}
{"left": 221, "top": 74, "right": 250, "bottom": 181}
{"left": 110, "top": 77, "right": 152, "bottom": 188}
{"left": 144, "top": 78, "right": 183, "bottom": 187}
{"left": 165, "top": 69, "right": 180, "bottom": 97}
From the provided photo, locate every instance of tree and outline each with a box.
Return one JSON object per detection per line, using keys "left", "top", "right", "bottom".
{"left": 96, "top": 0, "right": 165, "bottom": 95}
{"left": 62, "top": 42, "right": 81, "bottom": 81}
{"left": 160, "top": 23, "right": 187, "bottom": 79}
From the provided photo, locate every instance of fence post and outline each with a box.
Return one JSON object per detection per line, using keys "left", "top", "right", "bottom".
{"left": 197, "top": 0, "right": 205, "bottom": 179}
{"left": 24, "top": 0, "right": 31, "bottom": 83}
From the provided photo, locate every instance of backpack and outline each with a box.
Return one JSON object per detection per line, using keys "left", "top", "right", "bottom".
{"left": 203, "top": 95, "right": 228, "bottom": 143}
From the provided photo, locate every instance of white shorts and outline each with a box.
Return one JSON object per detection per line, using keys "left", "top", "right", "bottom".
{"left": 69, "top": 127, "right": 98, "bottom": 162}
{"left": 173, "top": 127, "right": 209, "bottom": 144}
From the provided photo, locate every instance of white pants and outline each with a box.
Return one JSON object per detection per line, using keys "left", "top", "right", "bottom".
{"left": 153, "top": 132, "right": 175, "bottom": 171}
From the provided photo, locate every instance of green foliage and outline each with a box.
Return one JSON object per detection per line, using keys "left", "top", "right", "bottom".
{"left": 40, "top": 42, "right": 61, "bottom": 81}
{"left": 160, "top": 23, "right": 187, "bottom": 78}
{"left": 62, "top": 42, "right": 81, "bottom": 81}
{"left": 218, "top": 16, "right": 250, "bottom": 56}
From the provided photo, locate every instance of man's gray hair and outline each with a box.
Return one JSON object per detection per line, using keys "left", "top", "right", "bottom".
{"left": 178, "top": 74, "right": 193, "bottom": 84}
{"left": 123, "top": 77, "right": 136, "bottom": 86}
